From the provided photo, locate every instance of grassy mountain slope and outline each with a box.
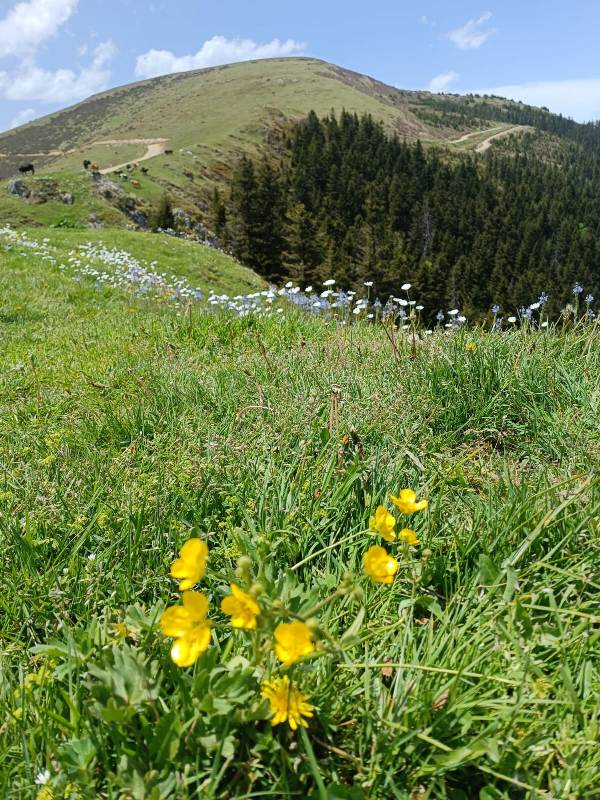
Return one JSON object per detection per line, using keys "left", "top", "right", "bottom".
{"left": 1, "top": 224, "right": 599, "bottom": 797}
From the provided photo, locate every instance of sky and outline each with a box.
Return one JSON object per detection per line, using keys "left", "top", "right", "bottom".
{"left": 1, "top": 0, "right": 600, "bottom": 133}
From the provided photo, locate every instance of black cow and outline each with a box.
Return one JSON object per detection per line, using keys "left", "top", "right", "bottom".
{"left": 165, "top": 149, "right": 173, "bottom": 155}
{"left": 83, "top": 159, "right": 91, "bottom": 170}
{"left": 18, "top": 163, "right": 35, "bottom": 175}
{"left": 140, "top": 166, "right": 148, "bottom": 174}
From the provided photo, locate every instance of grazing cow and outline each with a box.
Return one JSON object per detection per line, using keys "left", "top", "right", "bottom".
{"left": 18, "top": 163, "right": 35, "bottom": 175}
{"left": 140, "top": 166, "right": 148, "bottom": 174}
{"left": 165, "top": 149, "right": 173, "bottom": 155}
{"left": 120, "top": 173, "right": 129, "bottom": 180}
{"left": 83, "top": 159, "right": 91, "bottom": 170}
{"left": 131, "top": 180, "right": 141, "bottom": 189}
{"left": 90, "top": 162, "right": 100, "bottom": 172}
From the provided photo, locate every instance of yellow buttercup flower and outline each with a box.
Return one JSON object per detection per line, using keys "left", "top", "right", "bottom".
{"left": 160, "top": 590, "right": 212, "bottom": 667}
{"left": 221, "top": 583, "right": 261, "bottom": 629}
{"left": 369, "top": 505, "right": 396, "bottom": 542}
{"left": 170, "top": 538, "right": 208, "bottom": 590}
{"left": 261, "top": 675, "right": 314, "bottom": 730}
{"left": 399, "top": 528, "right": 420, "bottom": 546}
{"left": 390, "top": 489, "right": 428, "bottom": 515}
{"left": 274, "top": 621, "right": 315, "bottom": 666}
{"left": 465, "top": 341, "right": 477, "bottom": 352}
{"left": 363, "top": 545, "right": 399, "bottom": 585}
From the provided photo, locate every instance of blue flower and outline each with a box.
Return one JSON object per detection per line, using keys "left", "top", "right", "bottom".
{"left": 585, "top": 293, "right": 594, "bottom": 304}
{"left": 572, "top": 283, "right": 584, "bottom": 295}
{"left": 436, "top": 310, "right": 445, "bottom": 321}
{"left": 538, "top": 292, "right": 549, "bottom": 305}
{"left": 491, "top": 304, "right": 500, "bottom": 314}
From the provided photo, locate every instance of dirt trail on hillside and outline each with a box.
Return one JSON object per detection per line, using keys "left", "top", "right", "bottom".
{"left": 474, "top": 126, "right": 528, "bottom": 152}
{"left": 439, "top": 124, "right": 528, "bottom": 151}
{"left": 97, "top": 139, "right": 169, "bottom": 174}
{"left": 0, "top": 138, "right": 169, "bottom": 172}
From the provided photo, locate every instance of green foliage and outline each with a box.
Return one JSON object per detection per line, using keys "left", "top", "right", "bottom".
{"left": 1, "top": 228, "right": 599, "bottom": 798}
{"left": 151, "top": 193, "right": 175, "bottom": 231}
{"left": 223, "top": 111, "right": 600, "bottom": 319}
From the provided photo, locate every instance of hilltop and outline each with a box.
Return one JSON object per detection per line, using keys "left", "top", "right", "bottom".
{"left": 0, "top": 57, "right": 555, "bottom": 225}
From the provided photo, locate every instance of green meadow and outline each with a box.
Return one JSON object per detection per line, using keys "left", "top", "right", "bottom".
{"left": 1, "top": 227, "right": 599, "bottom": 799}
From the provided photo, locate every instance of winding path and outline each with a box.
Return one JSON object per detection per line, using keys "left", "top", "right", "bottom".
{"left": 0, "top": 137, "right": 169, "bottom": 172}
{"left": 440, "top": 125, "right": 529, "bottom": 151}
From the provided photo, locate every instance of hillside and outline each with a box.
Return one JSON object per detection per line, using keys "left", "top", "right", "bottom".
{"left": 1, "top": 223, "right": 599, "bottom": 798}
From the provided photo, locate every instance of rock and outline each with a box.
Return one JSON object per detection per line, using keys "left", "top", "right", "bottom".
{"left": 8, "top": 179, "right": 30, "bottom": 198}
{"left": 61, "top": 193, "right": 73, "bottom": 205}
{"left": 128, "top": 210, "right": 149, "bottom": 229}
{"left": 88, "top": 213, "right": 103, "bottom": 229}
{"left": 172, "top": 207, "right": 192, "bottom": 229}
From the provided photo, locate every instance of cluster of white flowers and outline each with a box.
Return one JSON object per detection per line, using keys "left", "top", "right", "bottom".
{"left": 1, "top": 227, "right": 596, "bottom": 328}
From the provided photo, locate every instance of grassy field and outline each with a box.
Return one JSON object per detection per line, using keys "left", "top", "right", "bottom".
{"left": 1, "top": 227, "right": 599, "bottom": 799}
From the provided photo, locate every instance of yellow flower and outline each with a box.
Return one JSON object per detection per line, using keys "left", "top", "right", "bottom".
{"left": 369, "top": 505, "right": 396, "bottom": 542}
{"left": 261, "top": 675, "right": 314, "bottom": 730}
{"left": 363, "top": 545, "right": 399, "bottom": 585}
{"left": 399, "top": 528, "right": 420, "bottom": 546}
{"left": 170, "top": 538, "right": 208, "bottom": 590}
{"left": 465, "top": 341, "right": 477, "bottom": 352}
{"left": 160, "top": 590, "right": 212, "bottom": 667}
{"left": 221, "top": 583, "right": 261, "bottom": 629}
{"left": 274, "top": 621, "right": 315, "bottom": 666}
{"left": 390, "top": 489, "right": 428, "bottom": 515}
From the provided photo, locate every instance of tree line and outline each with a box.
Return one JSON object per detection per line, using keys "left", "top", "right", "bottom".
{"left": 210, "top": 110, "right": 600, "bottom": 318}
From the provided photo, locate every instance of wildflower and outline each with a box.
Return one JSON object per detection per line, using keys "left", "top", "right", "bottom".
{"left": 416, "top": 304, "right": 424, "bottom": 311}
{"left": 369, "top": 505, "right": 396, "bottom": 542}
{"left": 401, "top": 282, "right": 412, "bottom": 291}
{"left": 572, "top": 283, "right": 583, "bottom": 295}
{"left": 363, "top": 545, "right": 399, "bottom": 584}
{"left": 35, "top": 771, "right": 51, "bottom": 786}
{"left": 160, "top": 590, "right": 212, "bottom": 667}
{"left": 585, "top": 293, "right": 594, "bottom": 304}
{"left": 274, "top": 621, "right": 315, "bottom": 666}
{"left": 390, "top": 489, "right": 428, "bottom": 514}
{"left": 507, "top": 316, "right": 516, "bottom": 323}
{"left": 529, "top": 302, "right": 541, "bottom": 310}
{"left": 491, "top": 304, "right": 500, "bottom": 314}
{"left": 170, "top": 538, "right": 208, "bottom": 590}
{"left": 261, "top": 675, "right": 314, "bottom": 730}
{"left": 399, "top": 528, "right": 420, "bottom": 546}
{"left": 364, "top": 281, "right": 374, "bottom": 287}
{"left": 221, "top": 583, "right": 261, "bottom": 629}
{"left": 465, "top": 342, "right": 477, "bottom": 352}
{"left": 398, "top": 298, "right": 408, "bottom": 307}
{"left": 436, "top": 310, "right": 445, "bottom": 322}
{"left": 323, "top": 279, "right": 336, "bottom": 286}
{"left": 448, "top": 309, "right": 459, "bottom": 316}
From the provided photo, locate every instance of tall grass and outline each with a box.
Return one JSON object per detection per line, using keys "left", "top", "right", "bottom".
{"left": 0, "top": 233, "right": 599, "bottom": 799}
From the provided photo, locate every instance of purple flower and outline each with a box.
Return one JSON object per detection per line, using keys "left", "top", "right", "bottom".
{"left": 436, "top": 310, "right": 445, "bottom": 322}
{"left": 491, "top": 304, "right": 500, "bottom": 314}
{"left": 538, "top": 292, "right": 549, "bottom": 305}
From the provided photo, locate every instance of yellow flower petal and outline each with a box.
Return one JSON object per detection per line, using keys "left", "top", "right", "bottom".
{"left": 261, "top": 675, "right": 314, "bottom": 730}
{"left": 363, "top": 545, "right": 399, "bottom": 585}
{"left": 170, "top": 623, "right": 211, "bottom": 667}
{"left": 390, "top": 488, "right": 428, "bottom": 515}
{"left": 221, "top": 583, "right": 260, "bottom": 629}
{"left": 170, "top": 538, "right": 208, "bottom": 590}
{"left": 369, "top": 505, "right": 396, "bottom": 542}
{"left": 274, "top": 621, "right": 315, "bottom": 666}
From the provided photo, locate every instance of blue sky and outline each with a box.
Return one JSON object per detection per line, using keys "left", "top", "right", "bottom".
{"left": 1, "top": 0, "right": 599, "bottom": 132}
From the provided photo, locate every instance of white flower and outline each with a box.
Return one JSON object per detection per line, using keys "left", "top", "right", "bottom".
{"left": 323, "top": 279, "right": 336, "bottom": 286}
{"left": 364, "top": 281, "right": 373, "bottom": 287}
{"left": 401, "top": 283, "right": 412, "bottom": 291}
{"left": 285, "top": 281, "right": 293, "bottom": 288}
{"left": 305, "top": 285, "right": 313, "bottom": 293}
{"left": 367, "top": 313, "right": 374, "bottom": 318}
{"left": 458, "top": 315, "right": 466, "bottom": 323}
{"left": 508, "top": 316, "right": 516, "bottom": 323}
{"left": 35, "top": 771, "right": 51, "bottom": 786}
{"left": 408, "top": 300, "right": 416, "bottom": 306}
{"left": 448, "top": 309, "right": 459, "bottom": 316}
{"left": 398, "top": 299, "right": 408, "bottom": 307}
{"left": 320, "top": 290, "right": 333, "bottom": 298}
{"left": 416, "top": 305, "right": 424, "bottom": 311}
{"left": 352, "top": 307, "right": 361, "bottom": 315}
{"left": 541, "top": 320, "right": 549, "bottom": 328}
{"left": 529, "top": 302, "right": 541, "bottom": 310}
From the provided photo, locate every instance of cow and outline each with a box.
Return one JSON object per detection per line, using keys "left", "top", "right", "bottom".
{"left": 120, "top": 173, "right": 129, "bottom": 180}
{"left": 165, "top": 149, "right": 173, "bottom": 155}
{"left": 18, "top": 163, "right": 35, "bottom": 175}
{"left": 83, "top": 159, "right": 91, "bottom": 170}
{"left": 140, "top": 166, "right": 148, "bottom": 174}
{"left": 131, "top": 180, "right": 141, "bottom": 189}
{"left": 90, "top": 162, "right": 100, "bottom": 172}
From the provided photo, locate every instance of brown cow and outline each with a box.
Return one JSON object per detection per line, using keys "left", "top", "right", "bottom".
{"left": 131, "top": 180, "right": 141, "bottom": 189}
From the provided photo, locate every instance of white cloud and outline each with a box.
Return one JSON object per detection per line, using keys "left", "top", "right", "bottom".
{"left": 476, "top": 78, "right": 600, "bottom": 122}
{"left": 447, "top": 12, "right": 496, "bottom": 50}
{"left": 429, "top": 71, "right": 459, "bottom": 93}
{"left": 9, "top": 107, "right": 36, "bottom": 128}
{"left": 135, "top": 35, "right": 307, "bottom": 80}
{"left": 0, "top": 0, "right": 78, "bottom": 59}
{"left": 0, "top": 39, "right": 116, "bottom": 103}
